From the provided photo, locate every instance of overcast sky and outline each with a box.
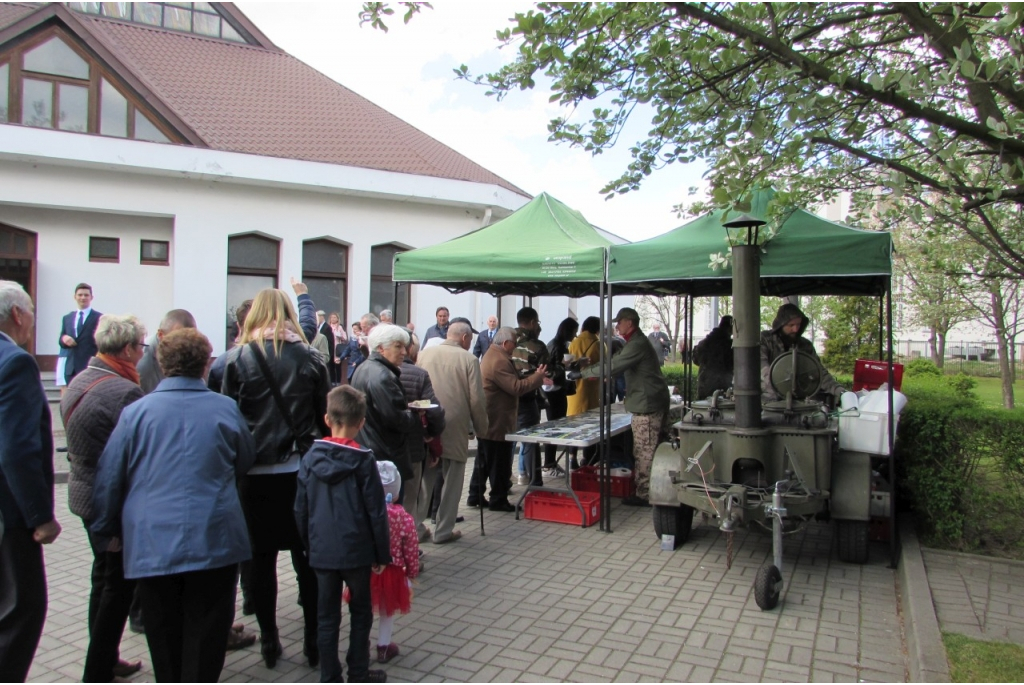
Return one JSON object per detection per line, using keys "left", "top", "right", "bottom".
{"left": 236, "top": 1, "right": 709, "bottom": 242}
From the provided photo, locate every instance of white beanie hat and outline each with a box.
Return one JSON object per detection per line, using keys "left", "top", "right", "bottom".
{"left": 377, "top": 460, "right": 401, "bottom": 503}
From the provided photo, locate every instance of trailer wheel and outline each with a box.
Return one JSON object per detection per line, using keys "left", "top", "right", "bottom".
{"left": 754, "top": 563, "right": 782, "bottom": 610}
{"left": 652, "top": 505, "right": 694, "bottom": 548}
{"left": 836, "top": 520, "right": 869, "bottom": 564}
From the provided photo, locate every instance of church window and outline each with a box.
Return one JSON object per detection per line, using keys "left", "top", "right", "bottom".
{"left": 134, "top": 109, "right": 169, "bottom": 143}
{"left": 21, "top": 79, "right": 53, "bottom": 128}
{"left": 0, "top": 30, "right": 180, "bottom": 143}
{"left": 227, "top": 234, "right": 279, "bottom": 346}
{"left": 58, "top": 84, "right": 89, "bottom": 132}
{"left": 141, "top": 240, "right": 169, "bottom": 265}
{"left": 370, "top": 244, "right": 409, "bottom": 325}
{"left": 303, "top": 239, "right": 348, "bottom": 328}
{"left": 89, "top": 236, "right": 120, "bottom": 263}
{"left": 99, "top": 78, "right": 128, "bottom": 137}
{"left": 68, "top": 2, "right": 250, "bottom": 44}
{"left": 24, "top": 37, "right": 89, "bottom": 79}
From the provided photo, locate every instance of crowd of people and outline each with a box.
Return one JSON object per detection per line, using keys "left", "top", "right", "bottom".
{"left": 0, "top": 273, "right": 845, "bottom": 684}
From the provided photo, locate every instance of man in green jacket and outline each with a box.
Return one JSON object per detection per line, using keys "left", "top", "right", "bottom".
{"left": 578, "top": 307, "right": 670, "bottom": 506}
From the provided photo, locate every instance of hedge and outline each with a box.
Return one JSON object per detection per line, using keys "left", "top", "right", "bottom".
{"left": 894, "top": 376, "right": 1024, "bottom": 557}
{"left": 662, "top": 363, "right": 1024, "bottom": 557}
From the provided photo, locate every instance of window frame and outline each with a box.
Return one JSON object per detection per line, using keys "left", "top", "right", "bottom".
{"left": 140, "top": 239, "right": 170, "bottom": 266}
{"left": 0, "top": 27, "right": 180, "bottom": 143}
{"left": 370, "top": 243, "right": 409, "bottom": 325}
{"left": 302, "top": 238, "right": 349, "bottom": 328}
{"left": 68, "top": 2, "right": 249, "bottom": 44}
{"left": 88, "top": 236, "right": 120, "bottom": 263}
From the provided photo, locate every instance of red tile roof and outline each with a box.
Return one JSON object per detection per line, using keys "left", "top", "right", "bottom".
{"left": 1, "top": 4, "right": 527, "bottom": 197}
{"left": 0, "top": 3, "right": 38, "bottom": 28}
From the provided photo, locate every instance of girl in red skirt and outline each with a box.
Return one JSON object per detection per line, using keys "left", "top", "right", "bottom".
{"left": 371, "top": 461, "right": 420, "bottom": 663}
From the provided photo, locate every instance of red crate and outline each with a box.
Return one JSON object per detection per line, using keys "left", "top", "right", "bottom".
{"left": 523, "top": 490, "right": 601, "bottom": 527}
{"left": 853, "top": 359, "right": 904, "bottom": 392}
{"left": 571, "top": 465, "right": 636, "bottom": 499}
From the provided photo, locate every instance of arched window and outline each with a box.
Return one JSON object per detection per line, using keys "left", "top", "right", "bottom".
{"left": 302, "top": 239, "right": 348, "bottom": 328}
{"left": 371, "top": 243, "right": 409, "bottom": 325}
{"left": 226, "top": 233, "right": 278, "bottom": 346}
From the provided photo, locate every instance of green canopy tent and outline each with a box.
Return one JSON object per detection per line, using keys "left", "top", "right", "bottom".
{"left": 392, "top": 191, "right": 623, "bottom": 531}
{"left": 393, "top": 192, "right": 612, "bottom": 298}
{"left": 606, "top": 192, "right": 893, "bottom": 297}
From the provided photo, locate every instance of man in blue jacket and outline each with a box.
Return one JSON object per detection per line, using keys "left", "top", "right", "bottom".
{"left": 0, "top": 281, "right": 61, "bottom": 682}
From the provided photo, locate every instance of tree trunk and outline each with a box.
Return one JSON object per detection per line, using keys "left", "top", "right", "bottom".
{"left": 928, "top": 327, "right": 941, "bottom": 367}
{"left": 990, "top": 288, "right": 1015, "bottom": 409}
{"left": 937, "top": 331, "right": 947, "bottom": 369}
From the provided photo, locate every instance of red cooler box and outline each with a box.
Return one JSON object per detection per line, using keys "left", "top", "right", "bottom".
{"left": 853, "top": 359, "right": 904, "bottom": 392}
{"left": 523, "top": 490, "right": 601, "bottom": 527}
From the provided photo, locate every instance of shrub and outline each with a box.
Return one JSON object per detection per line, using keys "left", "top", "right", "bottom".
{"left": 905, "top": 358, "right": 942, "bottom": 378}
{"left": 661, "top": 363, "right": 699, "bottom": 401}
{"left": 896, "top": 376, "right": 1024, "bottom": 557}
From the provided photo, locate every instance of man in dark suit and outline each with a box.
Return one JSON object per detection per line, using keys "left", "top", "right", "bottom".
{"left": 647, "top": 322, "right": 671, "bottom": 366}
{"left": 472, "top": 315, "right": 498, "bottom": 359}
{"left": 316, "top": 310, "right": 335, "bottom": 367}
{"left": 0, "top": 280, "right": 61, "bottom": 681}
{"left": 58, "top": 283, "right": 102, "bottom": 384}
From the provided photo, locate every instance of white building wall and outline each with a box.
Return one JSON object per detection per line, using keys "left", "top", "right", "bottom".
{"left": 0, "top": 150, "right": 516, "bottom": 355}
{"left": 0, "top": 204, "right": 174, "bottom": 347}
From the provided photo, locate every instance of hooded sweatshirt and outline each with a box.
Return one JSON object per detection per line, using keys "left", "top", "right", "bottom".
{"left": 294, "top": 438, "right": 391, "bottom": 570}
{"left": 759, "top": 303, "right": 843, "bottom": 401}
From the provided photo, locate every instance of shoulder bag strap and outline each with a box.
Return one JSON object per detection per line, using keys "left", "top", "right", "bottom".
{"left": 62, "top": 374, "right": 117, "bottom": 428}
{"left": 248, "top": 341, "right": 303, "bottom": 448}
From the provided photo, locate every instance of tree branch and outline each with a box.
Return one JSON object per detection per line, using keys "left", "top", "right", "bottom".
{"left": 666, "top": 3, "right": 1024, "bottom": 158}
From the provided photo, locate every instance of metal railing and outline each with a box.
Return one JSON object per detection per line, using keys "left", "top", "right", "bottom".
{"left": 895, "top": 339, "right": 1024, "bottom": 378}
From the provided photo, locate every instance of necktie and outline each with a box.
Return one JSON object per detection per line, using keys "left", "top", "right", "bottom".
{"left": 489, "top": 330, "right": 494, "bottom": 340}
{"left": 76, "top": 311, "right": 85, "bottom": 336}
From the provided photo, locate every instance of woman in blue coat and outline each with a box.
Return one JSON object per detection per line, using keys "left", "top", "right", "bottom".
{"left": 92, "top": 329, "right": 255, "bottom": 683}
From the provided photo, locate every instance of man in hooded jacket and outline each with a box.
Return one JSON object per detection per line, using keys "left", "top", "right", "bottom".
{"left": 760, "top": 303, "right": 844, "bottom": 402}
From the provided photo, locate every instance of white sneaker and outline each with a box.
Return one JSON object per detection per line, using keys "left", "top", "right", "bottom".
{"left": 543, "top": 465, "right": 566, "bottom": 477}
{"left": 517, "top": 473, "right": 529, "bottom": 486}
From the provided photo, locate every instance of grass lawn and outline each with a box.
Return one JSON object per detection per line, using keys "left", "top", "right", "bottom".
{"left": 969, "top": 376, "right": 1024, "bottom": 410}
{"left": 943, "top": 632, "right": 1024, "bottom": 682}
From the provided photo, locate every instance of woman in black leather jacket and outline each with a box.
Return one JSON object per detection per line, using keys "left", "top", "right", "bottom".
{"left": 221, "top": 288, "right": 331, "bottom": 669}
{"left": 349, "top": 324, "right": 420, "bottom": 496}
{"left": 542, "top": 317, "right": 579, "bottom": 473}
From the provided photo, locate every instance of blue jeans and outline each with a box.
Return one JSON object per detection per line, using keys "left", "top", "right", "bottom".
{"left": 517, "top": 398, "right": 541, "bottom": 484}
{"left": 315, "top": 566, "right": 372, "bottom": 683}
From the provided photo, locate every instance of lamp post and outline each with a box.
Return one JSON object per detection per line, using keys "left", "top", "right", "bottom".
{"left": 722, "top": 213, "right": 767, "bottom": 430}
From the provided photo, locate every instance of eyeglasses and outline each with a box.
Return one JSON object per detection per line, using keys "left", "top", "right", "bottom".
{"left": 136, "top": 342, "right": 149, "bottom": 349}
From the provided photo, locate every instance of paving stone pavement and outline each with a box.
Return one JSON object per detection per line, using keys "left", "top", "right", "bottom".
{"left": 922, "top": 548, "right": 1024, "bottom": 646}
{"left": 27, "top": 464, "right": 908, "bottom": 684}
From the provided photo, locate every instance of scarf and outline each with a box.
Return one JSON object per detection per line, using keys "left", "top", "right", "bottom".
{"left": 96, "top": 353, "right": 141, "bottom": 385}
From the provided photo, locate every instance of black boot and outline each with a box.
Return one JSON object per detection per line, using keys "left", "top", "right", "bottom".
{"left": 261, "top": 632, "right": 282, "bottom": 668}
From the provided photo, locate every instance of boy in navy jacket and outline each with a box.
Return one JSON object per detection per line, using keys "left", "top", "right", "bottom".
{"left": 295, "top": 385, "right": 390, "bottom": 683}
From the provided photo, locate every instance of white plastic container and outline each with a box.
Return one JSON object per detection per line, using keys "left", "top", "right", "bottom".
{"left": 839, "top": 411, "right": 900, "bottom": 455}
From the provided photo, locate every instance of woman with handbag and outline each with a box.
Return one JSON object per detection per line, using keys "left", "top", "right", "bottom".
{"left": 221, "top": 288, "right": 331, "bottom": 669}
{"left": 61, "top": 314, "right": 147, "bottom": 682}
